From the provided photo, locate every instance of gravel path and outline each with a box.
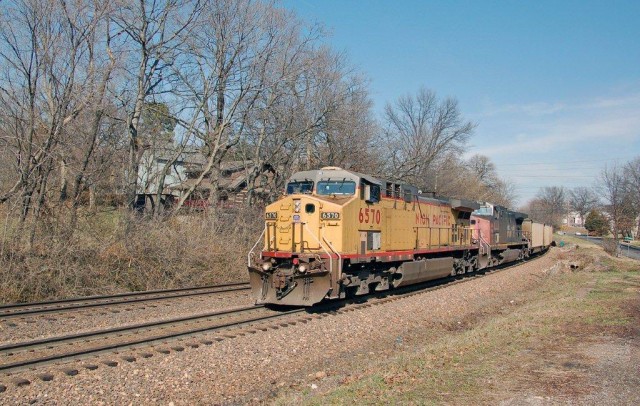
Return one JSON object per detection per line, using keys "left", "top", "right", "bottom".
{"left": 1, "top": 251, "right": 559, "bottom": 405}
{"left": 0, "top": 291, "right": 253, "bottom": 344}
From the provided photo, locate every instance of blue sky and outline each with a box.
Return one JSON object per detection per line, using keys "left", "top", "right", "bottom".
{"left": 282, "top": 0, "right": 640, "bottom": 206}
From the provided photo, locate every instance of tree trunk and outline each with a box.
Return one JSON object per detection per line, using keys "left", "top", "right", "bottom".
{"left": 126, "top": 125, "right": 140, "bottom": 209}
{"left": 89, "top": 185, "right": 96, "bottom": 212}
{"left": 59, "top": 159, "right": 68, "bottom": 202}
{"left": 207, "top": 165, "right": 220, "bottom": 220}
{"left": 28, "top": 161, "right": 54, "bottom": 249}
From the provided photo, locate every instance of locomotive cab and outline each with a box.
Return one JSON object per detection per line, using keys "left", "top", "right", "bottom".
{"left": 471, "top": 203, "right": 530, "bottom": 266}
{"left": 248, "top": 167, "right": 378, "bottom": 305}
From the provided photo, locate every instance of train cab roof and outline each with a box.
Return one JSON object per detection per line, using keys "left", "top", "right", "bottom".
{"left": 285, "top": 168, "right": 483, "bottom": 214}
{"left": 288, "top": 167, "right": 382, "bottom": 186}
{"left": 286, "top": 167, "right": 382, "bottom": 199}
{"left": 473, "top": 202, "right": 528, "bottom": 221}
{"left": 448, "top": 198, "right": 481, "bottom": 212}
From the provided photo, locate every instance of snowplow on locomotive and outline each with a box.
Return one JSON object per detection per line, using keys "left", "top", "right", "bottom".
{"left": 248, "top": 167, "right": 553, "bottom": 306}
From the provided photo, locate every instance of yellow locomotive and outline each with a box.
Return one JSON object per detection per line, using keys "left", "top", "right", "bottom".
{"left": 248, "top": 167, "right": 551, "bottom": 306}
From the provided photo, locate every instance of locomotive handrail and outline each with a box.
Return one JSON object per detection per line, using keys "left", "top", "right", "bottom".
{"left": 479, "top": 234, "right": 491, "bottom": 256}
{"left": 321, "top": 232, "right": 342, "bottom": 275}
{"left": 248, "top": 225, "right": 267, "bottom": 267}
{"left": 302, "top": 223, "right": 335, "bottom": 275}
{"left": 412, "top": 225, "right": 475, "bottom": 249}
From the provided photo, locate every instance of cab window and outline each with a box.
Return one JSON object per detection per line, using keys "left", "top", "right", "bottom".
{"left": 369, "top": 184, "right": 381, "bottom": 203}
{"left": 317, "top": 180, "right": 356, "bottom": 195}
{"left": 286, "top": 181, "right": 314, "bottom": 194}
{"left": 403, "top": 188, "right": 412, "bottom": 202}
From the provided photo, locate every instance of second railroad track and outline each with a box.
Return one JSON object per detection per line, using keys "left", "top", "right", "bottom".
{"left": 0, "top": 282, "right": 250, "bottom": 320}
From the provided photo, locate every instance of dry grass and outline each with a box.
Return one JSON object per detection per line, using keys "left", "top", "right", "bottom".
{"left": 0, "top": 206, "right": 263, "bottom": 303}
{"left": 273, "top": 246, "right": 640, "bottom": 405}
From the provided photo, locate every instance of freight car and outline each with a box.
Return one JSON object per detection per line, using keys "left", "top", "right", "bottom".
{"left": 248, "top": 167, "right": 553, "bottom": 306}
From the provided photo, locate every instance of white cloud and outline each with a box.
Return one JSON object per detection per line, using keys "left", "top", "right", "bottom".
{"left": 468, "top": 88, "right": 640, "bottom": 205}
{"left": 477, "top": 101, "right": 567, "bottom": 117}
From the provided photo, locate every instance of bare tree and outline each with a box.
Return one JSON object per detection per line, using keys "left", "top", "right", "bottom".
{"left": 526, "top": 186, "right": 565, "bottom": 227}
{"left": 568, "top": 186, "right": 599, "bottom": 227}
{"left": 428, "top": 153, "right": 485, "bottom": 199}
{"left": 381, "top": 87, "right": 475, "bottom": 190}
{"left": 467, "top": 154, "right": 517, "bottom": 206}
{"left": 170, "top": 0, "right": 268, "bottom": 214}
{"left": 170, "top": 0, "right": 346, "bottom": 214}
{"left": 233, "top": 13, "right": 329, "bottom": 205}
{"left": 468, "top": 154, "right": 497, "bottom": 185}
{"left": 109, "top": 0, "right": 201, "bottom": 210}
{"left": 625, "top": 156, "right": 640, "bottom": 237}
{"left": 314, "top": 73, "right": 380, "bottom": 173}
{"left": 0, "top": 0, "right": 114, "bottom": 246}
{"left": 598, "top": 165, "right": 636, "bottom": 242}
{"left": 236, "top": 45, "right": 379, "bottom": 205}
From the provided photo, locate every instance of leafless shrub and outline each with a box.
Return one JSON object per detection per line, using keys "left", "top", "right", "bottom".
{"left": 0, "top": 207, "right": 263, "bottom": 303}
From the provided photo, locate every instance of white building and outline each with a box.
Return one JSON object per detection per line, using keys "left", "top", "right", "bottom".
{"left": 563, "top": 211, "right": 584, "bottom": 227}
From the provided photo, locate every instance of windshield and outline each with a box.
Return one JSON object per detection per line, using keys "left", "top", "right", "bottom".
{"left": 317, "top": 180, "right": 356, "bottom": 196}
{"left": 286, "top": 181, "right": 314, "bottom": 194}
{"left": 473, "top": 206, "right": 493, "bottom": 216}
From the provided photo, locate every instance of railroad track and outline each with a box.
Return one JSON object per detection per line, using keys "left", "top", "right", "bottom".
{"left": 0, "top": 304, "right": 305, "bottom": 376}
{"left": 0, "top": 282, "right": 250, "bottom": 320}
{"left": 0, "top": 251, "right": 549, "bottom": 380}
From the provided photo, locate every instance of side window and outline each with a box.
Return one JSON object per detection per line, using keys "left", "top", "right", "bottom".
{"left": 403, "top": 188, "right": 412, "bottom": 202}
{"left": 370, "top": 184, "right": 380, "bottom": 203}
{"left": 362, "top": 183, "right": 381, "bottom": 203}
{"left": 385, "top": 183, "right": 393, "bottom": 197}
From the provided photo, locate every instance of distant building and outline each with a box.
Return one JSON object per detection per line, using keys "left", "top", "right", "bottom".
{"left": 563, "top": 211, "right": 584, "bottom": 227}
{"left": 136, "top": 146, "right": 275, "bottom": 210}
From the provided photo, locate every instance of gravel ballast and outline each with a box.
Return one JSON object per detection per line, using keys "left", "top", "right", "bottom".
{"left": 0, "top": 291, "right": 253, "bottom": 344}
{"left": 2, "top": 250, "right": 565, "bottom": 404}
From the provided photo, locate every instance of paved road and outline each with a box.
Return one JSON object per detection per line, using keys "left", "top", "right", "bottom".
{"left": 573, "top": 235, "right": 640, "bottom": 261}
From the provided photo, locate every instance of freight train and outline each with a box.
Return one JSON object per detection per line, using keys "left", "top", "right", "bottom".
{"left": 248, "top": 167, "right": 553, "bottom": 306}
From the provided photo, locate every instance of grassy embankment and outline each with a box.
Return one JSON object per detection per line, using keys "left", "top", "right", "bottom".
{"left": 0, "top": 206, "right": 262, "bottom": 303}
{"left": 275, "top": 239, "right": 639, "bottom": 405}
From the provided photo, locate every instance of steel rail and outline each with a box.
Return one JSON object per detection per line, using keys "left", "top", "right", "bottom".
{"left": 0, "top": 305, "right": 261, "bottom": 354}
{"left": 0, "top": 250, "right": 549, "bottom": 376}
{"left": 0, "top": 305, "right": 304, "bottom": 374}
{"left": 0, "top": 283, "right": 250, "bottom": 319}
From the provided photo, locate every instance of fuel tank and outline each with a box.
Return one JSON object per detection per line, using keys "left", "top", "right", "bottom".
{"left": 392, "top": 257, "right": 454, "bottom": 288}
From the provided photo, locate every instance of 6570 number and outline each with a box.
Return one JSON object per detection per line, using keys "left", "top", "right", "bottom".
{"left": 358, "top": 208, "right": 381, "bottom": 224}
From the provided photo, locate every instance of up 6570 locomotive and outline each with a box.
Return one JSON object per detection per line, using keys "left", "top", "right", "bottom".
{"left": 248, "top": 167, "right": 553, "bottom": 306}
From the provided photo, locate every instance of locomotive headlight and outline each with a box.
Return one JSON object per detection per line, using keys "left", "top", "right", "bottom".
{"left": 261, "top": 262, "right": 272, "bottom": 271}
{"left": 294, "top": 200, "right": 301, "bottom": 213}
{"left": 298, "top": 264, "right": 308, "bottom": 273}
{"left": 321, "top": 212, "right": 340, "bottom": 220}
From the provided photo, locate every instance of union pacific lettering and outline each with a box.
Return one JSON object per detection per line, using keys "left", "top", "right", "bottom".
{"left": 416, "top": 212, "right": 429, "bottom": 226}
{"left": 432, "top": 213, "right": 451, "bottom": 226}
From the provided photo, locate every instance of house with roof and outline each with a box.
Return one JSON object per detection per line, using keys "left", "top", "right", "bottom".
{"left": 136, "top": 147, "right": 276, "bottom": 210}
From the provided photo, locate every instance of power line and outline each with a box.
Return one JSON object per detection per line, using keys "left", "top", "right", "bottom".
{"left": 507, "top": 175, "right": 596, "bottom": 178}
{"left": 504, "top": 166, "right": 606, "bottom": 170}
{"left": 497, "top": 156, "right": 635, "bottom": 167}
